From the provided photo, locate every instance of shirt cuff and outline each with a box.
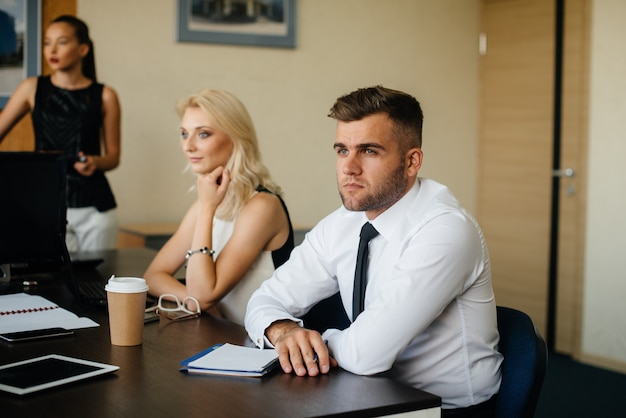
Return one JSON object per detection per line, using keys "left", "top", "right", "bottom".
{"left": 321, "top": 328, "right": 341, "bottom": 353}
{"left": 252, "top": 316, "right": 304, "bottom": 349}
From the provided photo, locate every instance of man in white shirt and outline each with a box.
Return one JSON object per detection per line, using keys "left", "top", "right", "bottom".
{"left": 245, "top": 86, "right": 502, "bottom": 416}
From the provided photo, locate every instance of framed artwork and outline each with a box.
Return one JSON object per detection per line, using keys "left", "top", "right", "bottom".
{"left": 0, "top": 0, "right": 41, "bottom": 109}
{"left": 177, "top": 0, "right": 296, "bottom": 49}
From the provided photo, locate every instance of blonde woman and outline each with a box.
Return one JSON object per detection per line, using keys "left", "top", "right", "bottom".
{"left": 144, "top": 89, "right": 293, "bottom": 325}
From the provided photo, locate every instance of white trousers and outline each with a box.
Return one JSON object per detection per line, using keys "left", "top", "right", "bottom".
{"left": 66, "top": 207, "right": 118, "bottom": 252}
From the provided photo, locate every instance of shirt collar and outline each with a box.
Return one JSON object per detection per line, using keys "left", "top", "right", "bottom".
{"left": 368, "top": 179, "right": 421, "bottom": 241}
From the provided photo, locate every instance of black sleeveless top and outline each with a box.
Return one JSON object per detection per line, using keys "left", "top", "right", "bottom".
{"left": 257, "top": 186, "right": 294, "bottom": 268}
{"left": 31, "top": 76, "right": 116, "bottom": 211}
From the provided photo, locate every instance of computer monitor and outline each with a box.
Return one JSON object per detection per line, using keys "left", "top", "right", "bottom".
{"left": 0, "top": 151, "right": 68, "bottom": 282}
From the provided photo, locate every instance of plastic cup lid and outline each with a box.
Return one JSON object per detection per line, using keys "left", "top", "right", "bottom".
{"left": 105, "top": 276, "right": 149, "bottom": 293}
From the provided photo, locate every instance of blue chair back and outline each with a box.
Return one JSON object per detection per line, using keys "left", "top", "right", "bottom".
{"left": 495, "top": 306, "right": 548, "bottom": 418}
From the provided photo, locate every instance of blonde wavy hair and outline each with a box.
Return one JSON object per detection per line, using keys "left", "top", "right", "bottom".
{"left": 177, "top": 89, "right": 282, "bottom": 221}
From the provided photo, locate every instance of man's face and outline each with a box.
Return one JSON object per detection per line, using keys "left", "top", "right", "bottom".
{"left": 334, "top": 113, "right": 422, "bottom": 219}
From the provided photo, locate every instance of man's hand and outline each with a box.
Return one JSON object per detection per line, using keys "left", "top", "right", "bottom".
{"left": 266, "top": 320, "right": 337, "bottom": 377}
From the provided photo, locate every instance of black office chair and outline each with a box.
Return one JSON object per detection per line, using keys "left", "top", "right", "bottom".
{"left": 495, "top": 306, "right": 548, "bottom": 418}
{"left": 302, "top": 292, "right": 350, "bottom": 333}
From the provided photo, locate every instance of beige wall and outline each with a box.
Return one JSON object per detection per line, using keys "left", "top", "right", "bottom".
{"left": 76, "top": 0, "right": 480, "bottom": 228}
{"left": 581, "top": 0, "right": 626, "bottom": 368}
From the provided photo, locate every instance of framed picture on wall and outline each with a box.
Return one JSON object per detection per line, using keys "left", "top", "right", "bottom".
{"left": 177, "top": 0, "right": 296, "bottom": 49}
{"left": 0, "top": 0, "right": 41, "bottom": 109}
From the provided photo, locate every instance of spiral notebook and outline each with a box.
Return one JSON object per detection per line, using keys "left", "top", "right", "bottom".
{"left": 0, "top": 293, "right": 98, "bottom": 335}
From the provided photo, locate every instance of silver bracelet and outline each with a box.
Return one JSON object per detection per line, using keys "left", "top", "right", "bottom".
{"left": 185, "top": 247, "right": 215, "bottom": 260}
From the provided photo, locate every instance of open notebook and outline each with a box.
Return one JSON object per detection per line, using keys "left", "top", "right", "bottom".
{"left": 0, "top": 293, "right": 98, "bottom": 335}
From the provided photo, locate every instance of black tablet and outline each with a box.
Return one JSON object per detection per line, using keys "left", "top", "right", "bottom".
{"left": 0, "top": 354, "right": 119, "bottom": 395}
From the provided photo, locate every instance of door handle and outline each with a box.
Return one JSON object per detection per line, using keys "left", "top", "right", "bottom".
{"left": 553, "top": 168, "right": 576, "bottom": 196}
{"left": 553, "top": 168, "right": 575, "bottom": 178}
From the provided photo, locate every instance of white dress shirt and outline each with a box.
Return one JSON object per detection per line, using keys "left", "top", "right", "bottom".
{"left": 245, "top": 178, "right": 502, "bottom": 409}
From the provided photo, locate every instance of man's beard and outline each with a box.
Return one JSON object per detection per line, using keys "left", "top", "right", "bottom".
{"left": 339, "top": 163, "right": 408, "bottom": 213}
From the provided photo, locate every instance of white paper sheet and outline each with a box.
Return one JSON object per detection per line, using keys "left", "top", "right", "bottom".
{"left": 188, "top": 343, "right": 278, "bottom": 372}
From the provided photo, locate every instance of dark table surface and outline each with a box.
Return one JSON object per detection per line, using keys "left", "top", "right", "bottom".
{"left": 0, "top": 248, "right": 440, "bottom": 417}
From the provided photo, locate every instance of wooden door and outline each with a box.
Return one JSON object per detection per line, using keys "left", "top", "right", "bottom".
{"left": 555, "top": 0, "right": 588, "bottom": 355}
{"left": 478, "top": 0, "right": 588, "bottom": 355}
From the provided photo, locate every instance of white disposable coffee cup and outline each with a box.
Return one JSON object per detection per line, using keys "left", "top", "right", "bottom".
{"left": 105, "top": 276, "right": 149, "bottom": 346}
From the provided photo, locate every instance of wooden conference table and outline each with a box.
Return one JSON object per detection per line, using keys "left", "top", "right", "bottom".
{"left": 0, "top": 248, "right": 441, "bottom": 417}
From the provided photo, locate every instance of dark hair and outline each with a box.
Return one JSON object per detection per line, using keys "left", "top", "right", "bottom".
{"left": 328, "top": 85, "right": 423, "bottom": 149}
{"left": 51, "top": 15, "right": 97, "bottom": 81}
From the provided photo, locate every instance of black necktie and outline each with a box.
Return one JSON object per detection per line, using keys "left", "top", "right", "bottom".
{"left": 352, "top": 222, "right": 379, "bottom": 321}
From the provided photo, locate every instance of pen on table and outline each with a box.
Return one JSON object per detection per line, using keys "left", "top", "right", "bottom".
{"left": 313, "top": 340, "right": 329, "bottom": 363}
